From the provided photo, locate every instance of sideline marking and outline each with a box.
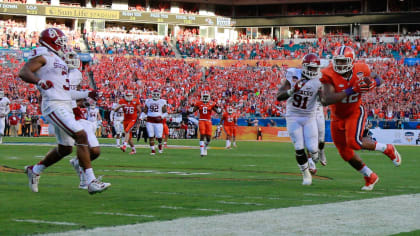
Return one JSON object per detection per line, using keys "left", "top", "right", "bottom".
{"left": 93, "top": 212, "right": 154, "bottom": 218}
{"left": 160, "top": 206, "right": 223, "bottom": 212}
{"left": 14, "top": 219, "right": 78, "bottom": 226}
{"left": 218, "top": 201, "right": 264, "bottom": 206}
{"left": 46, "top": 194, "right": 420, "bottom": 236}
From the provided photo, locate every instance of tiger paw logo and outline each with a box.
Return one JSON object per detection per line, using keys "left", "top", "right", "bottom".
{"left": 405, "top": 131, "right": 414, "bottom": 143}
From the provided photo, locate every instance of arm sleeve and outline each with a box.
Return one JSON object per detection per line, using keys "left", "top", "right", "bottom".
{"left": 69, "top": 90, "right": 89, "bottom": 100}
{"left": 110, "top": 111, "right": 115, "bottom": 121}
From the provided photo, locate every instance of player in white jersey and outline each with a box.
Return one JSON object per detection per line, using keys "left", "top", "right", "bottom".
{"left": 19, "top": 28, "right": 110, "bottom": 194}
{"left": 87, "top": 103, "right": 102, "bottom": 135}
{"left": 110, "top": 103, "right": 124, "bottom": 147}
{"left": 144, "top": 89, "right": 167, "bottom": 155}
{"left": 276, "top": 53, "right": 322, "bottom": 186}
{"left": 65, "top": 49, "right": 103, "bottom": 189}
{"left": 0, "top": 90, "right": 10, "bottom": 144}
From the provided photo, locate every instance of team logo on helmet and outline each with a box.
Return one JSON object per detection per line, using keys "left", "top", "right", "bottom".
{"left": 301, "top": 53, "right": 321, "bottom": 79}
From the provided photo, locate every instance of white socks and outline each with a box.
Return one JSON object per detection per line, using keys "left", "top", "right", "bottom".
{"left": 84, "top": 168, "right": 96, "bottom": 184}
{"left": 200, "top": 141, "right": 205, "bottom": 153}
{"left": 298, "top": 162, "right": 309, "bottom": 172}
{"left": 375, "top": 142, "right": 387, "bottom": 152}
{"left": 359, "top": 165, "right": 373, "bottom": 177}
{"left": 33, "top": 164, "right": 46, "bottom": 175}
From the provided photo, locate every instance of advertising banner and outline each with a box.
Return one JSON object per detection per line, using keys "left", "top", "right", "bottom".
{"left": 39, "top": 124, "right": 49, "bottom": 136}
{"left": 370, "top": 129, "right": 420, "bottom": 145}
{"left": 211, "top": 126, "right": 291, "bottom": 142}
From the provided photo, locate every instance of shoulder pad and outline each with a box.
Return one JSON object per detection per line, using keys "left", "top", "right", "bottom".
{"left": 28, "top": 47, "right": 51, "bottom": 60}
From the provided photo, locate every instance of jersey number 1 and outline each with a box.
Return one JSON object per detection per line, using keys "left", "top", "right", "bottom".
{"left": 292, "top": 94, "right": 308, "bottom": 109}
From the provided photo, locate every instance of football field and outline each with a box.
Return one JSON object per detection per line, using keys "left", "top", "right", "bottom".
{"left": 0, "top": 137, "right": 419, "bottom": 235}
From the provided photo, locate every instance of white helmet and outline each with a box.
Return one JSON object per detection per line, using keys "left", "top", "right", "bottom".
{"left": 64, "top": 50, "right": 81, "bottom": 69}
{"left": 124, "top": 91, "right": 133, "bottom": 102}
{"left": 0, "top": 90, "right": 4, "bottom": 98}
{"left": 152, "top": 89, "right": 160, "bottom": 101}
{"left": 201, "top": 91, "right": 210, "bottom": 103}
{"left": 227, "top": 107, "right": 234, "bottom": 114}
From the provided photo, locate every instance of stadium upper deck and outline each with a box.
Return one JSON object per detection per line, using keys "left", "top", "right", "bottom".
{"left": 0, "top": 0, "right": 418, "bottom": 44}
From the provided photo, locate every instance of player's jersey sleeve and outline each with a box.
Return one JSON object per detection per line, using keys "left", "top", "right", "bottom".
{"left": 119, "top": 99, "right": 126, "bottom": 105}
{"left": 69, "top": 69, "right": 83, "bottom": 90}
{"left": 320, "top": 66, "right": 334, "bottom": 84}
{"left": 28, "top": 47, "right": 50, "bottom": 60}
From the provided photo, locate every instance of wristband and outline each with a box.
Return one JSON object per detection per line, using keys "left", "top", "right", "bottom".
{"left": 374, "top": 77, "right": 381, "bottom": 87}
{"left": 345, "top": 87, "right": 355, "bottom": 96}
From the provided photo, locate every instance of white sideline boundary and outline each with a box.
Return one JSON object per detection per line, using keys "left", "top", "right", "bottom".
{"left": 46, "top": 194, "right": 420, "bottom": 236}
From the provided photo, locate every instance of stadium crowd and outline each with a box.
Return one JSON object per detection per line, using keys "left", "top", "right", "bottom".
{"left": 1, "top": 53, "right": 419, "bottom": 125}
{"left": 176, "top": 35, "right": 420, "bottom": 60}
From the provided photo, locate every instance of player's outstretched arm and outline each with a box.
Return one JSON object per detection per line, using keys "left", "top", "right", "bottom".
{"left": 320, "top": 83, "right": 348, "bottom": 106}
{"left": 187, "top": 106, "right": 198, "bottom": 115}
{"left": 113, "top": 104, "right": 124, "bottom": 112}
{"left": 19, "top": 57, "right": 46, "bottom": 85}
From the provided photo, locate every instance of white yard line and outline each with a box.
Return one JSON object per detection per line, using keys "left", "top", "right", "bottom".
{"left": 218, "top": 201, "right": 264, "bottom": 206}
{"left": 93, "top": 212, "right": 154, "bottom": 218}
{"left": 14, "top": 219, "right": 78, "bottom": 226}
{"left": 45, "top": 193, "right": 420, "bottom": 236}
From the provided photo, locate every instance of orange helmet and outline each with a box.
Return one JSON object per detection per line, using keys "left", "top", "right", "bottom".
{"left": 333, "top": 46, "right": 355, "bottom": 74}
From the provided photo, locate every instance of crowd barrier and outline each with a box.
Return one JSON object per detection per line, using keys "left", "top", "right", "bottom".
{"left": 370, "top": 129, "right": 420, "bottom": 145}
{"left": 33, "top": 122, "right": 420, "bottom": 145}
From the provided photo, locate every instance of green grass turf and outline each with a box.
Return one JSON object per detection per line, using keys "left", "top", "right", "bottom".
{"left": 0, "top": 137, "right": 419, "bottom": 235}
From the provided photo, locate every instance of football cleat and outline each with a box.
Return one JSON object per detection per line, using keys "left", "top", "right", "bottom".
{"left": 319, "top": 149, "right": 327, "bottom": 166}
{"left": 158, "top": 149, "right": 164, "bottom": 154}
{"left": 302, "top": 168, "right": 312, "bottom": 186}
{"left": 25, "top": 165, "right": 40, "bottom": 193}
{"left": 129, "top": 150, "right": 136, "bottom": 155}
{"left": 120, "top": 145, "right": 126, "bottom": 152}
{"left": 79, "top": 183, "right": 88, "bottom": 190}
{"left": 383, "top": 144, "right": 401, "bottom": 167}
{"left": 361, "top": 172, "right": 379, "bottom": 191}
{"left": 88, "top": 178, "right": 111, "bottom": 194}
{"left": 150, "top": 150, "right": 156, "bottom": 156}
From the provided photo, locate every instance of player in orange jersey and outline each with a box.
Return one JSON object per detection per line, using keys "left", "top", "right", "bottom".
{"left": 320, "top": 46, "right": 401, "bottom": 191}
{"left": 220, "top": 106, "right": 238, "bottom": 149}
{"left": 189, "top": 91, "right": 221, "bottom": 157}
{"left": 113, "top": 91, "right": 142, "bottom": 154}
{"left": 162, "top": 113, "right": 169, "bottom": 148}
